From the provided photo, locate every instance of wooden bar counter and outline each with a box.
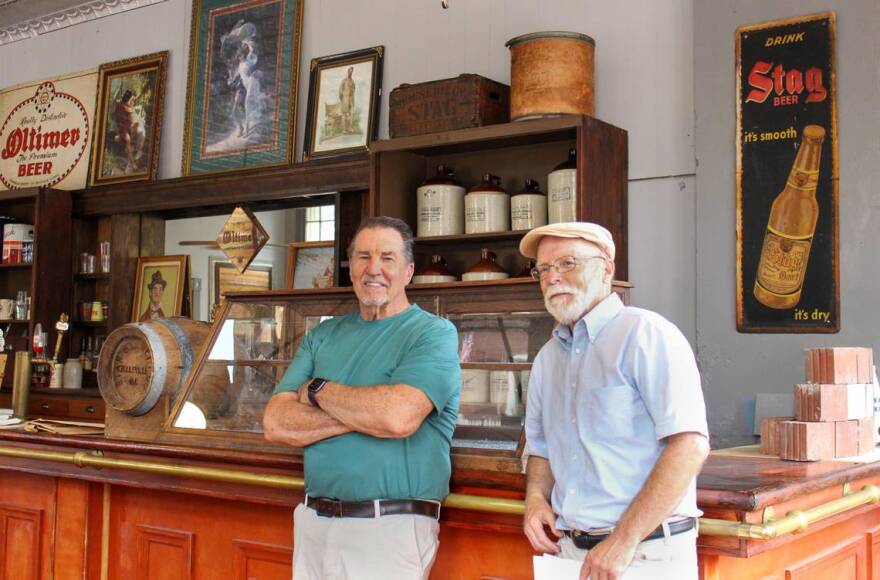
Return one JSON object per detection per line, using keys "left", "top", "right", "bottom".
{"left": 2, "top": 430, "right": 880, "bottom": 579}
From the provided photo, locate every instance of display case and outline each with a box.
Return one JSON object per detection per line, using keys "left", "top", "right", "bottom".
{"left": 157, "top": 279, "right": 630, "bottom": 457}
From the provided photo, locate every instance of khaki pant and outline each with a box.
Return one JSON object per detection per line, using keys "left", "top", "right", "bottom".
{"left": 558, "top": 526, "right": 698, "bottom": 580}
{"left": 292, "top": 502, "right": 440, "bottom": 580}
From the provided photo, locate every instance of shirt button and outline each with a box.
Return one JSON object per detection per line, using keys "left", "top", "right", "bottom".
{"left": 571, "top": 454, "right": 577, "bottom": 460}
{"left": 571, "top": 383, "right": 576, "bottom": 388}
{"left": 575, "top": 349, "right": 581, "bottom": 354}
{"left": 569, "top": 489, "right": 576, "bottom": 495}
{"left": 571, "top": 418, "right": 576, "bottom": 424}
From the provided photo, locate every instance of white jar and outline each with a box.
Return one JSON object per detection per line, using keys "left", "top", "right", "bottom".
{"left": 460, "top": 369, "right": 490, "bottom": 403}
{"left": 416, "top": 165, "right": 465, "bottom": 237}
{"left": 63, "top": 358, "right": 83, "bottom": 389}
{"left": 510, "top": 179, "right": 548, "bottom": 230}
{"left": 465, "top": 174, "right": 509, "bottom": 234}
{"left": 548, "top": 148, "right": 577, "bottom": 223}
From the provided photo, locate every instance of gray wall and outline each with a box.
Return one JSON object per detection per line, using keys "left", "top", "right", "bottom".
{"left": 694, "top": 0, "right": 880, "bottom": 447}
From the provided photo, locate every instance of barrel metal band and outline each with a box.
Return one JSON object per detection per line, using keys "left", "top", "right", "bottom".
{"left": 155, "top": 318, "right": 194, "bottom": 395}
{"left": 130, "top": 322, "right": 168, "bottom": 416}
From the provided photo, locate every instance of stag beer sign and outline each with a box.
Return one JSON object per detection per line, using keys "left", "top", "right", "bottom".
{"left": 0, "top": 70, "right": 97, "bottom": 190}
{"left": 735, "top": 13, "right": 838, "bottom": 333}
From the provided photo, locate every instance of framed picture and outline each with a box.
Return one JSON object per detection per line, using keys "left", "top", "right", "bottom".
{"left": 131, "top": 255, "right": 189, "bottom": 322}
{"left": 303, "top": 46, "right": 384, "bottom": 160}
{"left": 209, "top": 257, "right": 272, "bottom": 312}
{"left": 286, "top": 241, "right": 334, "bottom": 289}
{"left": 182, "top": 0, "right": 303, "bottom": 175}
{"left": 89, "top": 51, "right": 168, "bottom": 187}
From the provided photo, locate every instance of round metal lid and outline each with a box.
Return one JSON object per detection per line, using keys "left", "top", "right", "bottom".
{"left": 506, "top": 31, "right": 596, "bottom": 48}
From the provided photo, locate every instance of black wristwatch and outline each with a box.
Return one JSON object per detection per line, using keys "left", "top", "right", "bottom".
{"left": 307, "top": 378, "right": 328, "bottom": 408}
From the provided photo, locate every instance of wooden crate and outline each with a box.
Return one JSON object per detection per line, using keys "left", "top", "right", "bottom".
{"left": 389, "top": 74, "right": 509, "bottom": 138}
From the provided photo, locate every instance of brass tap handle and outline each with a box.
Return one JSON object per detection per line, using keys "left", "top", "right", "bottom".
{"left": 52, "top": 313, "right": 70, "bottom": 364}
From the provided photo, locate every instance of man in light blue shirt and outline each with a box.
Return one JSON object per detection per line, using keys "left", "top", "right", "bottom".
{"left": 520, "top": 222, "right": 710, "bottom": 580}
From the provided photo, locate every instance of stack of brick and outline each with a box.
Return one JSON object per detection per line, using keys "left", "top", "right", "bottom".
{"left": 761, "top": 347, "right": 876, "bottom": 462}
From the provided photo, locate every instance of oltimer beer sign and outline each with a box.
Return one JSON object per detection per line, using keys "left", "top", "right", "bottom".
{"left": 736, "top": 13, "right": 838, "bottom": 333}
{"left": 0, "top": 71, "right": 97, "bottom": 190}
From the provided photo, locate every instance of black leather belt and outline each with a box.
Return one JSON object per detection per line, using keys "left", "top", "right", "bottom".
{"left": 564, "top": 517, "right": 696, "bottom": 550}
{"left": 306, "top": 496, "right": 441, "bottom": 520}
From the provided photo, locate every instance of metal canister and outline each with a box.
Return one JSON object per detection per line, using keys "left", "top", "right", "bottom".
{"left": 547, "top": 148, "right": 578, "bottom": 223}
{"left": 506, "top": 31, "right": 595, "bottom": 121}
{"left": 465, "top": 174, "right": 509, "bottom": 234}
{"left": 510, "top": 178, "right": 547, "bottom": 231}
{"left": 416, "top": 165, "right": 465, "bottom": 237}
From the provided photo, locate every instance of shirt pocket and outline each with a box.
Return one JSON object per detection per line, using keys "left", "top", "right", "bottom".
{"left": 578, "top": 384, "right": 640, "bottom": 442}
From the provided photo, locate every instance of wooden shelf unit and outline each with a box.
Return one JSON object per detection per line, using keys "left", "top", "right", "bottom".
{"left": 370, "top": 115, "right": 629, "bottom": 278}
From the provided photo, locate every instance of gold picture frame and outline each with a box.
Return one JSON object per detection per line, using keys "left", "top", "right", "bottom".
{"left": 89, "top": 51, "right": 168, "bottom": 187}
{"left": 131, "top": 255, "right": 189, "bottom": 322}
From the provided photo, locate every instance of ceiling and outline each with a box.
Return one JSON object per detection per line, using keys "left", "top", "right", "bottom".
{"left": 0, "top": 0, "right": 86, "bottom": 27}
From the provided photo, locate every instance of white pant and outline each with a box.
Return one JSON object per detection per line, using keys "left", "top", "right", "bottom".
{"left": 292, "top": 502, "right": 440, "bottom": 580}
{"left": 558, "top": 527, "right": 698, "bottom": 580}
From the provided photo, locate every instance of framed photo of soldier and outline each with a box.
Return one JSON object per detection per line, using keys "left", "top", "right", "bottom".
{"left": 131, "top": 255, "right": 189, "bottom": 322}
{"left": 89, "top": 51, "right": 168, "bottom": 187}
{"left": 303, "top": 46, "right": 384, "bottom": 160}
{"left": 181, "top": 0, "right": 303, "bottom": 175}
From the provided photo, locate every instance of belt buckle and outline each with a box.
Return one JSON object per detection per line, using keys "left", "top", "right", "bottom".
{"left": 316, "top": 499, "right": 342, "bottom": 518}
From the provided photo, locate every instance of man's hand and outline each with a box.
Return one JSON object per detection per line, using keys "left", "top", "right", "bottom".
{"left": 579, "top": 531, "right": 639, "bottom": 580}
{"left": 523, "top": 495, "right": 561, "bottom": 554}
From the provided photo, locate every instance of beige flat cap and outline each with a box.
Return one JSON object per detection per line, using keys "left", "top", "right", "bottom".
{"left": 519, "top": 222, "right": 615, "bottom": 261}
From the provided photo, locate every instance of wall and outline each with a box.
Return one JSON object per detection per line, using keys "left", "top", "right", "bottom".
{"left": 0, "top": 0, "right": 698, "bottom": 343}
{"left": 694, "top": 0, "right": 880, "bottom": 446}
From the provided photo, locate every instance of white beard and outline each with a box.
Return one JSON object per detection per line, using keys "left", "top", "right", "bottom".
{"left": 544, "top": 275, "right": 610, "bottom": 326}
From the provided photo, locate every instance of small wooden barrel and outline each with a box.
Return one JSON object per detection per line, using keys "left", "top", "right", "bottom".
{"left": 98, "top": 317, "right": 211, "bottom": 416}
{"left": 506, "top": 31, "right": 595, "bottom": 121}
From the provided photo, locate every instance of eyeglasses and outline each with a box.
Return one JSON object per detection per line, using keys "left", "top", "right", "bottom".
{"left": 530, "top": 255, "right": 606, "bottom": 281}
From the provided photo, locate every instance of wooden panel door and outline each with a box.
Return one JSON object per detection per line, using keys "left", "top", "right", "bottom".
{"left": 785, "top": 538, "right": 866, "bottom": 580}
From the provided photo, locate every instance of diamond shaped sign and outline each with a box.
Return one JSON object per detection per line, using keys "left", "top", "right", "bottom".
{"left": 216, "top": 206, "right": 269, "bottom": 274}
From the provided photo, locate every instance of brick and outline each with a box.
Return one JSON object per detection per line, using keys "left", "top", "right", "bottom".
{"left": 827, "top": 348, "right": 860, "bottom": 384}
{"left": 804, "top": 349, "right": 815, "bottom": 383}
{"left": 858, "top": 417, "right": 876, "bottom": 454}
{"left": 760, "top": 416, "right": 792, "bottom": 456}
{"left": 856, "top": 348, "right": 875, "bottom": 384}
{"left": 794, "top": 383, "right": 848, "bottom": 422}
{"left": 819, "top": 348, "right": 828, "bottom": 384}
{"left": 779, "top": 420, "right": 835, "bottom": 461}
{"left": 834, "top": 420, "right": 859, "bottom": 457}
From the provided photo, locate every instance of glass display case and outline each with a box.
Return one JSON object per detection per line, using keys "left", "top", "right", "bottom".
{"left": 160, "top": 280, "right": 629, "bottom": 455}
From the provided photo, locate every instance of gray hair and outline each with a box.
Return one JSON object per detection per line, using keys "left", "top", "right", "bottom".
{"left": 347, "top": 216, "right": 415, "bottom": 264}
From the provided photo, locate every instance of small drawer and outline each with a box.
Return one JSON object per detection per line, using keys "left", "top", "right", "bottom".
{"left": 28, "top": 396, "right": 69, "bottom": 417}
{"left": 68, "top": 398, "right": 105, "bottom": 420}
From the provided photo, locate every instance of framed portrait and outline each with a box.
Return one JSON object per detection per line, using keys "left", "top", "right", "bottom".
{"left": 209, "top": 257, "right": 272, "bottom": 312}
{"left": 89, "top": 52, "right": 168, "bottom": 187}
{"left": 286, "top": 241, "right": 334, "bottom": 289}
{"left": 131, "top": 255, "right": 189, "bottom": 322}
{"left": 303, "top": 46, "right": 384, "bottom": 160}
{"left": 182, "top": 0, "right": 303, "bottom": 175}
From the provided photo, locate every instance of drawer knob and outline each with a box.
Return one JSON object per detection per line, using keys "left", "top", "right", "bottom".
{"left": 41, "top": 403, "right": 50, "bottom": 411}
{"left": 85, "top": 406, "right": 96, "bottom": 413}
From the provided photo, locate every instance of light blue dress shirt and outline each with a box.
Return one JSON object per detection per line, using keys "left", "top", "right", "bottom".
{"left": 524, "top": 292, "right": 709, "bottom": 530}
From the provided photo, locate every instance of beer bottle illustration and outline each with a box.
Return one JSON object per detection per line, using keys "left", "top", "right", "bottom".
{"left": 754, "top": 125, "right": 825, "bottom": 310}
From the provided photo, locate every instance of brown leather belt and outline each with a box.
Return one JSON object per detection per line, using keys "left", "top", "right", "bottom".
{"left": 564, "top": 517, "right": 696, "bottom": 550}
{"left": 306, "top": 496, "right": 441, "bottom": 520}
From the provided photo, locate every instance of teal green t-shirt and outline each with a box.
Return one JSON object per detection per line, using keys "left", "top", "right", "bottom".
{"left": 274, "top": 304, "right": 461, "bottom": 501}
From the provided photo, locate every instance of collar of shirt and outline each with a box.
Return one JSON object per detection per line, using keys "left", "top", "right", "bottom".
{"left": 551, "top": 292, "right": 623, "bottom": 349}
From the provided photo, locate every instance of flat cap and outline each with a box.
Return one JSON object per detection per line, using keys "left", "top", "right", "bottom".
{"left": 519, "top": 222, "right": 615, "bottom": 261}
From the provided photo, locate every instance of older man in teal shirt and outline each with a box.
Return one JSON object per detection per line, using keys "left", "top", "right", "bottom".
{"left": 263, "top": 216, "right": 460, "bottom": 580}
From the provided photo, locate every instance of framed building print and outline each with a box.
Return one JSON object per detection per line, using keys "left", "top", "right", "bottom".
{"left": 89, "top": 51, "right": 168, "bottom": 187}
{"left": 209, "top": 257, "right": 272, "bottom": 314}
{"left": 286, "top": 241, "right": 334, "bottom": 289}
{"left": 303, "top": 46, "right": 383, "bottom": 160}
{"left": 131, "top": 255, "right": 189, "bottom": 322}
{"left": 182, "top": 0, "right": 303, "bottom": 175}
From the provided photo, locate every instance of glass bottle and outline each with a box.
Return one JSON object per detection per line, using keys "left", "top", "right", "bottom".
{"left": 753, "top": 125, "right": 825, "bottom": 310}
